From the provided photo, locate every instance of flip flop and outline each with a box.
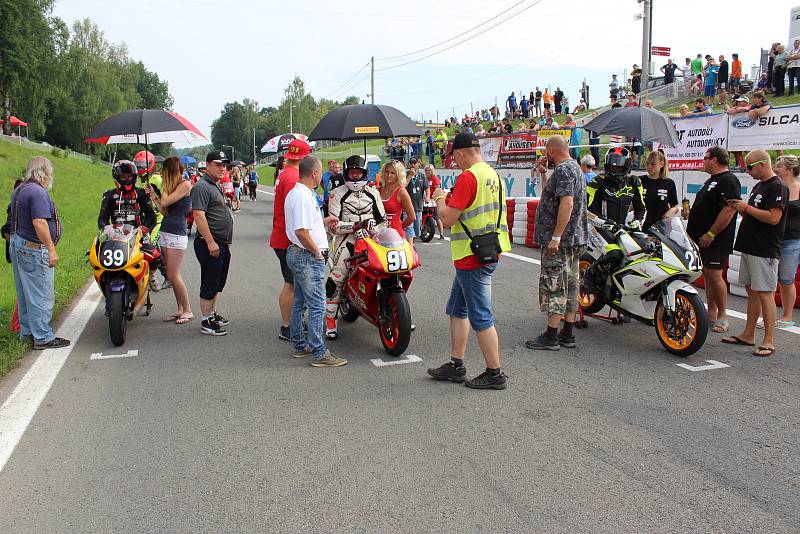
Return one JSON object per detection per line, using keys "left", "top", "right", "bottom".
{"left": 753, "top": 346, "right": 775, "bottom": 357}
{"left": 721, "top": 335, "right": 755, "bottom": 346}
{"left": 162, "top": 314, "right": 180, "bottom": 322}
{"left": 175, "top": 315, "right": 194, "bottom": 325}
{"left": 776, "top": 320, "right": 797, "bottom": 328}
{"left": 711, "top": 319, "right": 729, "bottom": 333}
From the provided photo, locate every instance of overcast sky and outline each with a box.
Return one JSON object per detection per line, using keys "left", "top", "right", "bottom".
{"left": 54, "top": 0, "right": 799, "bottom": 140}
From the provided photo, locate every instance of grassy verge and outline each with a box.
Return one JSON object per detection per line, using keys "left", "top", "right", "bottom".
{"left": 0, "top": 139, "right": 109, "bottom": 377}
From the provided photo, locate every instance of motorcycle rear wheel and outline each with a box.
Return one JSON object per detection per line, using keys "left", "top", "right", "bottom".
{"left": 420, "top": 217, "right": 436, "bottom": 242}
{"left": 108, "top": 289, "right": 127, "bottom": 346}
{"left": 655, "top": 290, "right": 708, "bottom": 356}
{"left": 379, "top": 291, "right": 412, "bottom": 356}
{"left": 578, "top": 255, "right": 606, "bottom": 314}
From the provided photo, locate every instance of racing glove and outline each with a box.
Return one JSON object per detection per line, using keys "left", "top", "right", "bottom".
{"left": 628, "top": 220, "right": 642, "bottom": 231}
{"left": 355, "top": 229, "right": 369, "bottom": 240}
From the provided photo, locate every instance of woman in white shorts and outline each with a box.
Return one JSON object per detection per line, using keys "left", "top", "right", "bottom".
{"left": 158, "top": 157, "right": 194, "bottom": 324}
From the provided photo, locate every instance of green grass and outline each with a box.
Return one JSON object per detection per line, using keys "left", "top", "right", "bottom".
{"left": 0, "top": 139, "right": 109, "bottom": 377}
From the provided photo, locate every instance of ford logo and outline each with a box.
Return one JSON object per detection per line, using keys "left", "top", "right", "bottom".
{"left": 732, "top": 117, "right": 754, "bottom": 128}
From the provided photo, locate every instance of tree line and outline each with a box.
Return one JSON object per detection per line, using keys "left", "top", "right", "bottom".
{"left": 210, "top": 77, "right": 360, "bottom": 164}
{"left": 0, "top": 0, "right": 173, "bottom": 159}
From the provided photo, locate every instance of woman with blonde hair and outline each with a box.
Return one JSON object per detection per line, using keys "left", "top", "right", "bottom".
{"left": 158, "top": 156, "right": 193, "bottom": 324}
{"left": 378, "top": 160, "right": 415, "bottom": 239}
{"left": 775, "top": 155, "right": 800, "bottom": 326}
{"left": 641, "top": 149, "right": 678, "bottom": 230}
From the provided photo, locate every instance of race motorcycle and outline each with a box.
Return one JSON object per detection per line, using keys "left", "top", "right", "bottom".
{"left": 418, "top": 201, "right": 438, "bottom": 243}
{"left": 339, "top": 227, "right": 420, "bottom": 356}
{"left": 579, "top": 214, "right": 708, "bottom": 356}
{"left": 88, "top": 224, "right": 160, "bottom": 346}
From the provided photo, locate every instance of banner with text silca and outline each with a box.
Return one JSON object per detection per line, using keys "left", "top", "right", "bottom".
{"left": 727, "top": 104, "right": 800, "bottom": 151}
{"left": 656, "top": 113, "right": 728, "bottom": 170}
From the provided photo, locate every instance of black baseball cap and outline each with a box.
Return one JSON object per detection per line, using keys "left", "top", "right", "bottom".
{"left": 206, "top": 150, "right": 230, "bottom": 163}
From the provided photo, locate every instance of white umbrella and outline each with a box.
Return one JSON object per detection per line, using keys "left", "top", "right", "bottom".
{"left": 260, "top": 133, "right": 316, "bottom": 154}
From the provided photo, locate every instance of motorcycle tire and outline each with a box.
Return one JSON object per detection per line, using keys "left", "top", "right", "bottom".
{"left": 420, "top": 217, "right": 436, "bottom": 243}
{"left": 655, "top": 290, "right": 708, "bottom": 357}
{"left": 578, "top": 255, "right": 606, "bottom": 315}
{"left": 108, "top": 289, "right": 127, "bottom": 347}
{"left": 339, "top": 296, "right": 360, "bottom": 323}
{"left": 379, "top": 291, "right": 412, "bottom": 356}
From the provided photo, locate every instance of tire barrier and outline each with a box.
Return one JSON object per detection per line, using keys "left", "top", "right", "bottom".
{"left": 526, "top": 198, "right": 540, "bottom": 249}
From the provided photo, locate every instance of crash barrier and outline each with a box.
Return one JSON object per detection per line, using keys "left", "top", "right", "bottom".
{"left": 658, "top": 104, "right": 800, "bottom": 170}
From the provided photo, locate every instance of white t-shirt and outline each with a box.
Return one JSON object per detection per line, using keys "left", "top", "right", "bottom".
{"left": 788, "top": 46, "right": 800, "bottom": 69}
{"left": 682, "top": 64, "right": 692, "bottom": 80}
{"left": 284, "top": 182, "right": 328, "bottom": 252}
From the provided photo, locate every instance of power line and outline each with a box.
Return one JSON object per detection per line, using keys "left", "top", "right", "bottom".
{"left": 374, "top": 0, "right": 528, "bottom": 62}
{"left": 328, "top": 71, "right": 371, "bottom": 102}
{"left": 375, "top": 0, "right": 545, "bottom": 72}
{"left": 322, "top": 61, "right": 371, "bottom": 100}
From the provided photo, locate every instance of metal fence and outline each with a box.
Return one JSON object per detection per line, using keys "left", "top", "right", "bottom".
{"left": 0, "top": 134, "right": 107, "bottom": 164}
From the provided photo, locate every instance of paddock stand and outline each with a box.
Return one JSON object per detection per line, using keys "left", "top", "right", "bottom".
{"left": 575, "top": 305, "right": 624, "bottom": 329}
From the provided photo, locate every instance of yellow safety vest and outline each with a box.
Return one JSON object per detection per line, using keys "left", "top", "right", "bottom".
{"left": 450, "top": 161, "right": 511, "bottom": 262}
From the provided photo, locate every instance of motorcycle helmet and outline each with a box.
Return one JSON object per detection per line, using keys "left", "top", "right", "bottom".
{"left": 604, "top": 147, "right": 632, "bottom": 181}
{"left": 134, "top": 150, "right": 156, "bottom": 177}
{"left": 112, "top": 160, "right": 138, "bottom": 191}
{"left": 198, "top": 161, "right": 207, "bottom": 172}
{"left": 343, "top": 155, "right": 368, "bottom": 192}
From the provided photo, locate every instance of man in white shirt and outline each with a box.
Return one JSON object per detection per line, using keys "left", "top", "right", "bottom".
{"left": 787, "top": 38, "right": 800, "bottom": 97}
{"left": 682, "top": 58, "right": 693, "bottom": 95}
{"left": 285, "top": 156, "right": 348, "bottom": 367}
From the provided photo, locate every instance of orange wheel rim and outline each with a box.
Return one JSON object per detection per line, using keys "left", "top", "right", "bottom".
{"left": 657, "top": 294, "right": 698, "bottom": 350}
{"left": 578, "top": 259, "right": 597, "bottom": 308}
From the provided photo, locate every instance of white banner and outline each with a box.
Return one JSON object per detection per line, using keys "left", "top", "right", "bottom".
{"left": 657, "top": 114, "right": 728, "bottom": 170}
{"left": 727, "top": 104, "right": 800, "bottom": 151}
{"left": 479, "top": 136, "right": 501, "bottom": 164}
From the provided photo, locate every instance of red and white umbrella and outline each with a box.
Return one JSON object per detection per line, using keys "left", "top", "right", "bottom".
{"left": 260, "top": 133, "right": 315, "bottom": 154}
{"left": 84, "top": 109, "right": 208, "bottom": 145}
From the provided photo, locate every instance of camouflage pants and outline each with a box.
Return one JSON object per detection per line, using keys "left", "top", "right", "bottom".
{"left": 539, "top": 245, "right": 586, "bottom": 316}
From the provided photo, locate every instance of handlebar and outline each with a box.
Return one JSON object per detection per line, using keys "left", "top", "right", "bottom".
{"left": 344, "top": 251, "right": 368, "bottom": 266}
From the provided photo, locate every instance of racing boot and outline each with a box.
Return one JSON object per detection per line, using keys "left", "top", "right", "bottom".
{"left": 325, "top": 300, "right": 339, "bottom": 340}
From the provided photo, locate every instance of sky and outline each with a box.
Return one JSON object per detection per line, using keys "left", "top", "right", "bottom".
{"left": 53, "top": 0, "right": 799, "bottom": 141}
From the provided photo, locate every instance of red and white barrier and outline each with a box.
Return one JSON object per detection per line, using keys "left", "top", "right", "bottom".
{"left": 526, "top": 198, "right": 540, "bottom": 248}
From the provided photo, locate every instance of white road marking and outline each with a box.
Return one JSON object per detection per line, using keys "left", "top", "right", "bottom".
{"left": 370, "top": 354, "right": 422, "bottom": 367}
{"left": 256, "top": 188, "right": 275, "bottom": 196}
{"left": 90, "top": 350, "right": 139, "bottom": 361}
{"left": 676, "top": 360, "right": 731, "bottom": 372}
{"left": 0, "top": 283, "right": 102, "bottom": 473}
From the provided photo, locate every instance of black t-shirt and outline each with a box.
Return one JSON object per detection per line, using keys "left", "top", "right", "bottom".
{"left": 641, "top": 177, "right": 678, "bottom": 230}
{"left": 686, "top": 171, "right": 741, "bottom": 251}
{"left": 535, "top": 90, "right": 542, "bottom": 101}
{"left": 329, "top": 173, "right": 345, "bottom": 191}
{"left": 662, "top": 63, "right": 678, "bottom": 83}
{"left": 718, "top": 60, "right": 729, "bottom": 83}
{"left": 734, "top": 176, "right": 789, "bottom": 258}
{"left": 785, "top": 199, "right": 800, "bottom": 241}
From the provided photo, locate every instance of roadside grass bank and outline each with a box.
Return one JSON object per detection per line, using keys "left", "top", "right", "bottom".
{"left": 0, "top": 139, "right": 108, "bottom": 377}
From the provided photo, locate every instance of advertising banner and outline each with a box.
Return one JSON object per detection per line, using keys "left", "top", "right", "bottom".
{"left": 534, "top": 129, "right": 572, "bottom": 156}
{"left": 479, "top": 136, "right": 501, "bottom": 164}
{"left": 657, "top": 114, "right": 728, "bottom": 170}
{"left": 497, "top": 132, "right": 538, "bottom": 165}
{"left": 727, "top": 105, "right": 800, "bottom": 151}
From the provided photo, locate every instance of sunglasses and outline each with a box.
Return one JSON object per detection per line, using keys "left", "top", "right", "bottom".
{"left": 746, "top": 159, "right": 769, "bottom": 171}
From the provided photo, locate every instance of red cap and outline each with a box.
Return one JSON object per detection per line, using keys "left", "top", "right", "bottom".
{"left": 284, "top": 139, "right": 311, "bottom": 160}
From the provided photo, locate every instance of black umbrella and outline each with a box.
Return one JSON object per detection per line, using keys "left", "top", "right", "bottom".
{"left": 309, "top": 104, "right": 421, "bottom": 156}
{"left": 582, "top": 106, "right": 680, "bottom": 146}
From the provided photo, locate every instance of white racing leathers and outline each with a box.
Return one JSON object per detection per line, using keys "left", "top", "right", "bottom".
{"left": 325, "top": 183, "right": 387, "bottom": 337}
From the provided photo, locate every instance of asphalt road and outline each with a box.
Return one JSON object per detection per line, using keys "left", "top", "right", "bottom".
{"left": 1, "top": 188, "right": 798, "bottom": 533}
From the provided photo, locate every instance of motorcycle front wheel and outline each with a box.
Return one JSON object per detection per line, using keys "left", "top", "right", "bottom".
{"left": 420, "top": 217, "right": 436, "bottom": 242}
{"left": 655, "top": 290, "right": 708, "bottom": 356}
{"left": 578, "top": 255, "right": 606, "bottom": 314}
{"left": 108, "top": 289, "right": 128, "bottom": 346}
{"left": 339, "top": 296, "right": 360, "bottom": 323}
{"left": 379, "top": 291, "right": 412, "bottom": 356}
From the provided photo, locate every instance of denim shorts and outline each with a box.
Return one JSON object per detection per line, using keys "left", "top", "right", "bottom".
{"left": 778, "top": 239, "right": 800, "bottom": 285}
{"left": 446, "top": 263, "right": 497, "bottom": 331}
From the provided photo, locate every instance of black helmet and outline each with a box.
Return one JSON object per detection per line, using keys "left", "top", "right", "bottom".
{"left": 343, "top": 155, "right": 367, "bottom": 178}
{"left": 112, "top": 160, "right": 138, "bottom": 190}
{"left": 604, "top": 147, "right": 632, "bottom": 180}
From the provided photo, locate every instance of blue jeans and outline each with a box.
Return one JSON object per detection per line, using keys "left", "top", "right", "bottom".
{"left": 287, "top": 245, "right": 327, "bottom": 359}
{"left": 446, "top": 263, "right": 497, "bottom": 331}
{"left": 10, "top": 234, "right": 55, "bottom": 344}
{"left": 405, "top": 211, "right": 423, "bottom": 238}
{"left": 779, "top": 238, "right": 800, "bottom": 285}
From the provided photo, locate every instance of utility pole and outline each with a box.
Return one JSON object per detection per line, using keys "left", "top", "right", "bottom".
{"left": 253, "top": 127, "right": 256, "bottom": 165}
{"left": 370, "top": 56, "right": 375, "bottom": 104}
{"left": 641, "top": 0, "right": 652, "bottom": 90}
{"left": 289, "top": 102, "right": 293, "bottom": 133}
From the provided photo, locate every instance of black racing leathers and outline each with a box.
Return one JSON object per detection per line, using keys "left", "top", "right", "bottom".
{"left": 97, "top": 187, "right": 156, "bottom": 230}
{"left": 586, "top": 174, "right": 646, "bottom": 227}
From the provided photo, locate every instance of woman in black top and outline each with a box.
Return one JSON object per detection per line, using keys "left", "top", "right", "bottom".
{"left": 641, "top": 150, "right": 679, "bottom": 230}
{"left": 776, "top": 155, "right": 800, "bottom": 327}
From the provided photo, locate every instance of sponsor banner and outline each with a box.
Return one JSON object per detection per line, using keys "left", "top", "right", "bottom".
{"left": 534, "top": 129, "right": 572, "bottom": 156}
{"left": 657, "top": 113, "right": 728, "bottom": 170}
{"left": 727, "top": 104, "right": 800, "bottom": 151}
{"left": 498, "top": 132, "right": 538, "bottom": 165}
{"left": 479, "top": 136, "right": 501, "bottom": 164}
{"left": 434, "top": 167, "right": 540, "bottom": 197}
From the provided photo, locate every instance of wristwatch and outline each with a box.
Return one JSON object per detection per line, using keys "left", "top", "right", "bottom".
{"left": 551, "top": 235, "right": 561, "bottom": 242}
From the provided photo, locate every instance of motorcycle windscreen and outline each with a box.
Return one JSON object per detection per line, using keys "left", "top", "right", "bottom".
{"left": 373, "top": 227, "right": 405, "bottom": 248}
{"left": 649, "top": 216, "right": 702, "bottom": 272}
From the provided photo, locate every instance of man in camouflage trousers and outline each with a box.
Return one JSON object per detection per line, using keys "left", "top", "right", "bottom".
{"left": 526, "top": 135, "right": 590, "bottom": 351}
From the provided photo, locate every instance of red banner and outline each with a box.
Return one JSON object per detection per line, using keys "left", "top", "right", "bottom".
{"left": 497, "top": 133, "right": 538, "bottom": 164}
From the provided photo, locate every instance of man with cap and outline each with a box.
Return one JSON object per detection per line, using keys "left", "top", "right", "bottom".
{"left": 427, "top": 132, "right": 511, "bottom": 390}
{"left": 270, "top": 138, "right": 311, "bottom": 341}
{"left": 192, "top": 150, "right": 235, "bottom": 336}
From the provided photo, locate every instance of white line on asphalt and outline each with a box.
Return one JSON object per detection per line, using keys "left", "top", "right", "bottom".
{"left": 0, "top": 283, "right": 101, "bottom": 473}
{"left": 257, "top": 188, "right": 275, "bottom": 196}
{"left": 90, "top": 350, "right": 139, "bottom": 361}
{"left": 676, "top": 360, "right": 731, "bottom": 372}
{"left": 370, "top": 354, "right": 422, "bottom": 367}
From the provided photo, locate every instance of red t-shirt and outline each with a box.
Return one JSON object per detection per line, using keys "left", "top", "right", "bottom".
{"left": 428, "top": 174, "right": 441, "bottom": 194}
{"left": 269, "top": 166, "right": 300, "bottom": 249}
{"left": 447, "top": 170, "right": 488, "bottom": 270}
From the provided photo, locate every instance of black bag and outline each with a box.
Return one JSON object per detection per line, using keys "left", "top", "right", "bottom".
{"left": 459, "top": 175, "right": 504, "bottom": 265}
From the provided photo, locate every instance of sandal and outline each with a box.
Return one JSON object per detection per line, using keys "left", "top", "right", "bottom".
{"left": 175, "top": 315, "right": 194, "bottom": 325}
{"left": 162, "top": 314, "right": 180, "bottom": 322}
{"left": 756, "top": 318, "right": 765, "bottom": 329}
{"left": 721, "top": 335, "right": 755, "bottom": 346}
{"left": 711, "top": 319, "right": 729, "bottom": 333}
{"left": 753, "top": 346, "right": 775, "bottom": 357}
